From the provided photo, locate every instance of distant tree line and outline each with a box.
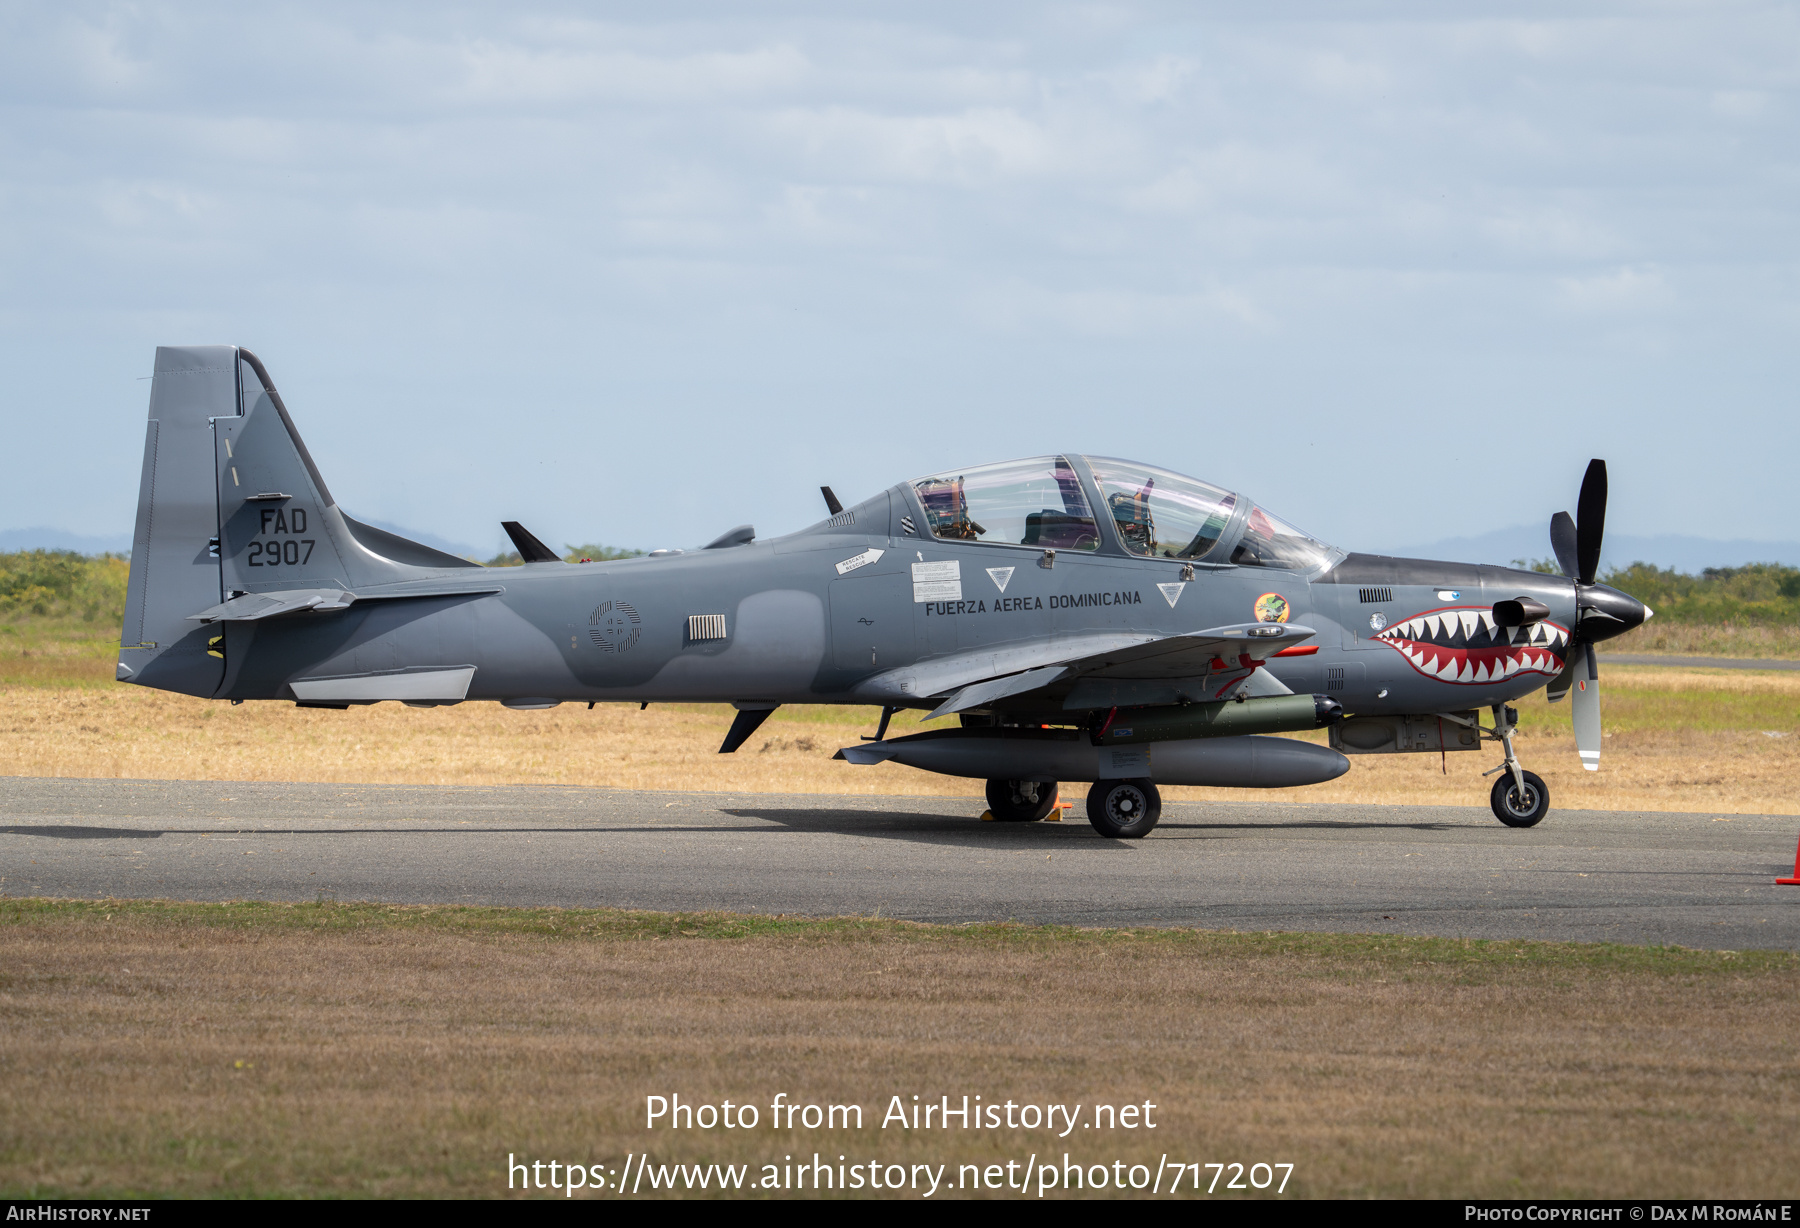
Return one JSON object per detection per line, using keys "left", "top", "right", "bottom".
{"left": 3, "top": 549, "right": 1794, "bottom": 632}
{"left": 0, "top": 550, "right": 129, "bottom": 624}
{"left": 1511, "top": 557, "right": 1800, "bottom": 625}
{"left": 481, "top": 543, "right": 645, "bottom": 567}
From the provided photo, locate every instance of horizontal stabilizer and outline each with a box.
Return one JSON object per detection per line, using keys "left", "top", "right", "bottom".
{"left": 501, "top": 521, "right": 560, "bottom": 563}
{"left": 189, "top": 580, "right": 504, "bottom": 623}
{"left": 189, "top": 589, "right": 354, "bottom": 622}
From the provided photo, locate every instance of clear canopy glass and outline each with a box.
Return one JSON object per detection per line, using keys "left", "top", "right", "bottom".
{"left": 1084, "top": 457, "right": 1237, "bottom": 561}
{"left": 913, "top": 456, "right": 1100, "bottom": 551}
{"left": 1230, "top": 505, "right": 1336, "bottom": 571}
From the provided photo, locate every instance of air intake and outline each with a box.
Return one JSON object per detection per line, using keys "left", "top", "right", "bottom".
{"left": 1359, "top": 587, "right": 1393, "bottom": 603}
{"left": 1326, "top": 666, "right": 1346, "bottom": 692}
{"left": 688, "top": 614, "right": 727, "bottom": 642}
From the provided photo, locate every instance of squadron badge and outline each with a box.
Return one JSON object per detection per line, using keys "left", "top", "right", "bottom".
{"left": 1253, "top": 592, "right": 1290, "bottom": 624}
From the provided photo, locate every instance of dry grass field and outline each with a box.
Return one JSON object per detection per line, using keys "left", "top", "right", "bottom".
{"left": 1, "top": 901, "right": 1795, "bottom": 1200}
{"left": 1, "top": 664, "right": 1796, "bottom": 813}
{"left": 4, "top": 604, "right": 1798, "bottom": 1202}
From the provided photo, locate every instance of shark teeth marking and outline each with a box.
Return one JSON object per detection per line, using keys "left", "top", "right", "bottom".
{"left": 1374, "top": 605, "right": 1569, "bottom": 686}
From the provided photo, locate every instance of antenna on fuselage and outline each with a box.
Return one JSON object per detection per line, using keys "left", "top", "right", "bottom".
{"left": 821, "top": 486, "right": 844, "bottom": 515}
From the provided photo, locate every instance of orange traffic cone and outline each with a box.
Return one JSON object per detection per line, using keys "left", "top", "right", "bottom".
{"left": 1779, "top": 832, "right": 1800, "bottom": 885}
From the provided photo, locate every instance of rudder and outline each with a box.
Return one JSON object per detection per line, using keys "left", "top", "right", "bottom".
{"left": 119, "top": 346, "right": 235, "bottom": 696}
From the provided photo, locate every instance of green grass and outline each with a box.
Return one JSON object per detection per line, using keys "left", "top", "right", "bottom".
{"left": 5, "top": 898, "right": 1792, "bottom": 979}
{"left": 1513, "top": 671, "right": 1800, "bottom": 734}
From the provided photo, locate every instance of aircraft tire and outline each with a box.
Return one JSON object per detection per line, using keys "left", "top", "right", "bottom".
{"left": 984, "top": 779, "right": 1059, "bottom": 822}
{"left": 1086, "top": 778, "right": 1162, "bottom": 839}
{"left": 1490, "top": 770, "right": 1550, "bottom": 827}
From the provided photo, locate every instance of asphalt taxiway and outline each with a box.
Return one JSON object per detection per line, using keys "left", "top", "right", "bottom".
{"left": 3, "top": 777, "right": 1796, "bottom": 949}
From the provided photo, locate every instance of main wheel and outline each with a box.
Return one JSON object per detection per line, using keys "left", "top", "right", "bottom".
{"left": 985, "top": 779, "right": 1059, "bottom": 822}
{"left": 1086, "top": 778, "right": 1162, "bottom": 838}
{"left": 1490, "top": 769, "right": 1549, "bottom": 827}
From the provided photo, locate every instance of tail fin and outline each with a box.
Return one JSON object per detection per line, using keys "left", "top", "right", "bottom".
{"left": 119, "top": 346, "right": 476, "bottom": 696}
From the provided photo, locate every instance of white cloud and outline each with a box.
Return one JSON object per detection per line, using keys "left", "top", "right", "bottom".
{"left": 1557, "top": 265, "right": 1676, "bottom": 314}
{"left": 967, "top": 279, "right": 1276, "bottom": 336}
{"left": 0, "top": 2, "right": 1795, "bottom": 547}
{"left": 759, "top": 105, "right": 1068, "bottom": 185}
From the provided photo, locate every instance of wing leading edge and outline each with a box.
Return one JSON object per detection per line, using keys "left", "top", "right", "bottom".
{"left": 897, "top": 623, "right": 1318, "bottom": 720}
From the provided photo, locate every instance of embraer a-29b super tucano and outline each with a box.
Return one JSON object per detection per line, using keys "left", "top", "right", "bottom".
{"left": 118, "top": 347, "right": 1651, "bottom": 838}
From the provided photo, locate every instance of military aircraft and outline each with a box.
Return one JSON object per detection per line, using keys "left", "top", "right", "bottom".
{"left": 119, "top": 346, "right": 1650, "bottom": 838}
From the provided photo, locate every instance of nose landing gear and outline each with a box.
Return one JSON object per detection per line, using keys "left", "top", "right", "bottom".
{"left": 1481, "top": 704, "right": 1550, "bottom": 827}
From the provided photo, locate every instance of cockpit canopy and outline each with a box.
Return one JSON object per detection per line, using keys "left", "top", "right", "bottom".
{"left": 909, "top": 455, "right": 1338, "bottom": 573}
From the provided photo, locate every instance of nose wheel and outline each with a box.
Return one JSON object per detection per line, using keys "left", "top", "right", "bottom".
{"left": 1490, "top": 769, "right": 1549, "bottom": 827}
{"left": 1482, "top": 704, "right": 1550, "bottom": 827}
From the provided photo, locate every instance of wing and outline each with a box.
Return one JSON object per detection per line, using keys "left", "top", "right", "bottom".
{"left": 870, "top": 623, "right": 1319, "bottom": 720}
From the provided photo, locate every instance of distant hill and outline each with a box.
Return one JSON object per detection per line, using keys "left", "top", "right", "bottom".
{"left": 0, "top": 527, "right": 134, "bottom": 554}
{"left": 1375, "top": 527, "right": 1800, "bottom": 574}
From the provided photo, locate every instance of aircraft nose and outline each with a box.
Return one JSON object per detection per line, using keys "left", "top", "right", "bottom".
{"left": 1580, "top": 583, "right": 1650, "bottom": 642}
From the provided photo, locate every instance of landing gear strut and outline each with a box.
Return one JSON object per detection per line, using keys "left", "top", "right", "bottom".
{"left": 1482, "top": 704, "right": 1549, "bottom": 827}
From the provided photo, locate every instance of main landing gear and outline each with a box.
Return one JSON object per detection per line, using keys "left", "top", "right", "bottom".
{"left": 1086, "top": 778, "right": 1162, "bottom": 839}
{"left": 982, "top": 777, "right": 1163, "bottom": 838}
{"left": 1480, "top": 704, "right": 1550, "bottom": 828}
{"left": 984, "top": 779, "right": 1060, "bottom": 823}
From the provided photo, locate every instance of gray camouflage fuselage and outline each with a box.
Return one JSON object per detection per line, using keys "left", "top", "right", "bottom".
{"left": 118, "top": 346, "right": 1647, "bottom": 797}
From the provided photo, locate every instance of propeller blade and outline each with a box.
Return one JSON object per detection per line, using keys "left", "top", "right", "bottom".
{"left": 1545, "top": 654, "right": 1577, "bottom": 703}
{"left": 1549, "top": 512, "right": 1579, "bottom": 579}
{"left": 1571, "top": 642, "right": 1601, "bottom": 771}
{"left": 1575, "top": 459, "right": 1607, "bottom": 585}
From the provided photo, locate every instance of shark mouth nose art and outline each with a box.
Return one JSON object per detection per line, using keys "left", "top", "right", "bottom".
{"left": 1375, "top": 606, "right": 1569, "bottom": 684}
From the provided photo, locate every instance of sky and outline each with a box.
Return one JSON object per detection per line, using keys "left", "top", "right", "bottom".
{"left": 1, "top": 2, "right": 1796, "bottom": 562}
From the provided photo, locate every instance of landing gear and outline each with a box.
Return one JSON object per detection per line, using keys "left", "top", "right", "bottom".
{"left": 1482, "top": 703, "right": 1550, "bottom": 827}
{"left": 985, "top": 779, "right": 1059, "bottom": 822}
{"left": 1490, "top": 770, "right": 1549, "bottom": 827}
{"left": 1086, "top": 778, "right": 1161, "bottom": 839}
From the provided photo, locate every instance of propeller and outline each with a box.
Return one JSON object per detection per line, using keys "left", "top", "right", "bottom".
{"left": 1543, "top": 460, "right": 1613, "bottom": 771}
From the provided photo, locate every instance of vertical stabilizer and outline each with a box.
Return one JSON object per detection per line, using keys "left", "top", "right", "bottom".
{"left": 119, "top": 346, "right": 236, "bottom": 696}
{"left": 119, "top": 345, "right": 481, "bottom": 699}
{"left": 215, "top": 351, "right": 478, "bottom": 594}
